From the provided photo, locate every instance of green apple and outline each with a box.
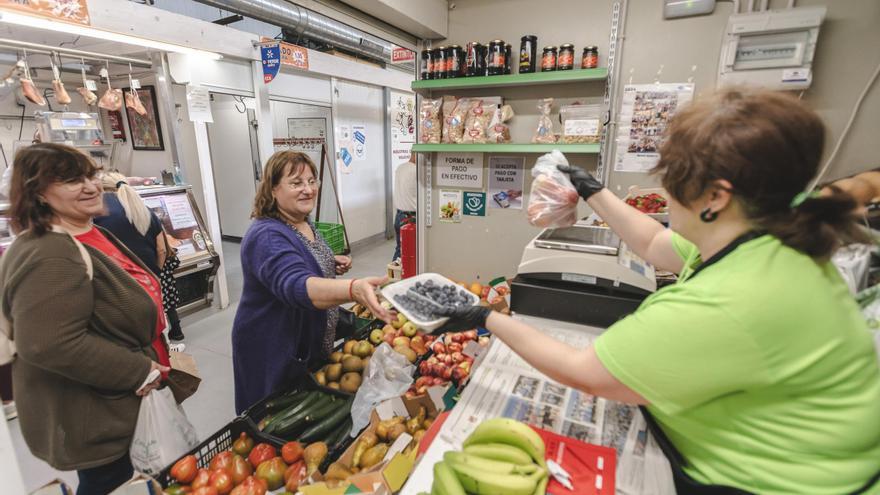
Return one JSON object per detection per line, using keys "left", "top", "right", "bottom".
{"left": 369, "top": 329, "right": 383, "bottom": 345}
{"left": 401, "top": 321, "right": 418, "bottom": 338}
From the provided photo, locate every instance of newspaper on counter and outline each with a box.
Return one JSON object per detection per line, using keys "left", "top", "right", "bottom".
{"left": 415, "top": 317, "right": 675, "bottom": 494}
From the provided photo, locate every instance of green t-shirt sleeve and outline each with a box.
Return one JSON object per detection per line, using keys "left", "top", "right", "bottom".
{"left": 671, "top": 232, "right": 699, "bottom": 263}
{"left": 594, "top": 288, "right": 768, "bottom": 415}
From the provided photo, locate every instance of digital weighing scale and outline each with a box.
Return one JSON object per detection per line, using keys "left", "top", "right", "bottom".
{"left": 511, "top": 223, "right": 657, "bottom": 327}
{"left": 34, "top": 111, "right": 114, "bottom": 166}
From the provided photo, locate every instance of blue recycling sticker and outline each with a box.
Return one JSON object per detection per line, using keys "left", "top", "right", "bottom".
{"left": 340, "top": 148, "right": 353, "bottom": 166}
{"left": 353, "top": 130, "right": 366, "bottom": 144}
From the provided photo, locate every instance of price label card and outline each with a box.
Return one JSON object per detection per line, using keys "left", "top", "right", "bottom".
{"left": 130, "top": 79, "right": 142, "bottom": 89}
{"left": 99, "top": 67, "right": 108, "bottom": 78}
{"left": 85, "top": 79, "right": 97, "bottom": 91}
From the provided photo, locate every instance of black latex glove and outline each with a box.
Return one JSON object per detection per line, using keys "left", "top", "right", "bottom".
{"left": 557, "top": 165, "right": 604, "bottom": 201}
{"left": 435, "top": 305, "right": 492, "bottom": 333}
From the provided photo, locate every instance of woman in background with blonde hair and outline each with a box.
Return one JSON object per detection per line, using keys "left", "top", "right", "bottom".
{"left": 95, "top": 171, "right": 185, "bottom": 341}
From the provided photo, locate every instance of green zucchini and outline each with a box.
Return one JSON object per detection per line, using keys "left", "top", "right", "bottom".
{"left": 326, "top": 417, "right": 353, "bottom": 449}
{"left": 273, "top": 394, "right": 336, "bottom": 435}
{"left": 264, "top": 389, "right": 310, "bottom": 413}
{"left": 263, "top": 392, "right": 320, "bottom": 433}
{"left": 298, "top": 398, "right": 353, "bottom": 443}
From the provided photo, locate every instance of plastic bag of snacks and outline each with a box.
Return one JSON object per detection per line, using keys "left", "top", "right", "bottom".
{"left": 442, "top": 96, "right": 469, "bottom": 143}
{"left": 461, "top": 100, "right": 495, "bottom": 144}
{"left": 419, "top": 98, "right": 442, "bottom": 144}
{"left": 527, "top": 150, "right": 580, "bottom": 228}
{"left": 487, "top": 104, "right": 514, "bottom": 143}
{"left": 560, "top": 103, "right": 602, "bottom": 143}
{"left": 531, "top": 98, "right": 557, "bottom": 144}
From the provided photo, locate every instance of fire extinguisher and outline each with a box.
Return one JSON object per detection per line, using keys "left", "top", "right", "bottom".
{"left": 400, "top": 216, "right": 416, "bottom": 279}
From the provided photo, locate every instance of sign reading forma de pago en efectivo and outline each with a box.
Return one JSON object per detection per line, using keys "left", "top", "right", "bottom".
{"left": 436, "top": 153, "right": 483, "bottom": 189}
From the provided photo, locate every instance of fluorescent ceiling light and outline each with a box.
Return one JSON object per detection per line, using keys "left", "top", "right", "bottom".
{"left": 0, "top": 11, "right": 222, "bottom": 60}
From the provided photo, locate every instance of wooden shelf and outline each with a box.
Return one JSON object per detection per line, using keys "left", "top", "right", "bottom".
{"left": 411, "top": 68, "right": 608, "bottom": 91}
{"left": 411, "top": 143, "right": 600, "bottom": 153}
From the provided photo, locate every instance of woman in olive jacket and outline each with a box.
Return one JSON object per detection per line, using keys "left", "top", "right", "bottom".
{"left": 0, "top": 144, "right": 169, "bottom": 495}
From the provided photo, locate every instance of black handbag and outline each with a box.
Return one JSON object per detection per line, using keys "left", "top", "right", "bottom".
{"left": 159, "top": 232, "right": 181, "bottom": 311}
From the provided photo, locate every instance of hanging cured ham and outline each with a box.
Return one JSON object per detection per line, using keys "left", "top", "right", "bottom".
{"left": 50, "top": 55, "right": 71, "bottom": 106}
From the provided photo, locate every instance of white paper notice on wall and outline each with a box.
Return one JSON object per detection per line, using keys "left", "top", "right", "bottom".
{"left": 353, "top": 124, "right": 367, "bottom": 161}
{"left": 436, "top": 153, "right": 483, "bottom": 188}
{"left": 185, "top": 85, "right": 213, "bottom": 123}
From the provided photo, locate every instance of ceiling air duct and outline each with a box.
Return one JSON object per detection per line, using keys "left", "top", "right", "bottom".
{"left": 191, "top": 0, "right": 414, "bottom": 70}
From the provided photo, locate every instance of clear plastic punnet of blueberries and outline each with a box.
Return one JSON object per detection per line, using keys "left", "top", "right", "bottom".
{"left": 391, "top": 279, "right": 474, "bottom": 321}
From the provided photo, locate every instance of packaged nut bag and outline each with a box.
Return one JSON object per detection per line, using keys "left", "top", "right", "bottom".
{"left": 442, "top": 96, "right": 469, "bottom": 143}
{"left": 419, "top": 98, "right": 442, "bottom": 144}
{"left": 531, "top": 98, "right": 557, "bottom": 144}
{"left": 461, "top": 99, "right": 495, "bottom": 144}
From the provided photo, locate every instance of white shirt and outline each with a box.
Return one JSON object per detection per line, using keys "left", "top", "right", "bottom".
{"left": 393, "top": 162, "right": 417, "bottom": 212}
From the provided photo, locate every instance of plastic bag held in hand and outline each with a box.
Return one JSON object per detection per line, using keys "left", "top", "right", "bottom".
{"left": 130, "top": 387, "right": 199, "bottom": 475}
{"left": 527, "top": 151, "right": 580, "bottom": 228}
{"left": 350, "top": 343, "right": 415, "bottom": 435}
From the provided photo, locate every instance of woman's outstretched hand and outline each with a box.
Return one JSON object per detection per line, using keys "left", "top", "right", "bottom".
{"left": 351, "top": 276, "right": 393, "bottom": 323}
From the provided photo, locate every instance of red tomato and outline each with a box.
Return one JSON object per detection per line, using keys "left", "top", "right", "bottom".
{"left": 283, "top": 460, "right": 305, "bottom": 483}
{"left": 229, "top": 476, "right": 267, "bottom": 495}
{"left": 208, "top": 451, "right": 234, "bottom": 472}
{"left": 230, "top": 454, "right": 252, "bottom": 485}
{"left": 247, "top": 443, "right": 276, "bottom": 469}
{"left": 192, "top": 488, "right": 218, "bottom": 495}
{"left": 170, "top": 455, "right": 198, "bottom": 484}
{"left": 281, "top": 441, "right": 304, "bottom": 465}
{"left": 209, "top": 468, "right": 234, "bottom": 495}
{"left": 191, "top": 469, "right": 211, "bottom": 490}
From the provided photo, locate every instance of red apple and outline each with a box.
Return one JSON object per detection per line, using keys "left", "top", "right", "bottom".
{"left": 427, "top": 356, "right": 439, "bottom": 365}
{"left": 443, "top": 354, "right": 454, "bottom": 366}
{"left": 419, "top": 361, "right": 430, "bottom": 375}
{"left": 432, "top": 377, "right": 446, "bottom": 386}
{"left": 440, "top": 367, "right": 453, "bottom": 380}
{"left": 432, "top": 342, "right": 446, "bottom": 354}
{"left": 417, "top": 386, "right": 427, "bottom": 395}
{"left": 452, "top": 367, "right": 467, "bottom": 382}
{"left": 447, "top": 342, "right": 463, "bottom": 354}
{"left": 451, "top": 351, "right": 464, "bottom": 363}
{"left": 463, "top": 330, "right": 478, "bottom": 341}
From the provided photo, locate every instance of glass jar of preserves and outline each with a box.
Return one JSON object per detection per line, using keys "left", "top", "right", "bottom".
{"left": 581, "top": 46, "right": 599, "bottom": 69}
{"left": 519, "top": 35, "right": 537, "bottom": 74}
{"left": 433, "top": 46, "right": 447, "bottom": 79}
{"left": 558, "top": 43, "right": 575, "bottom": 71}
{"left": 446, "top": 45, "right": 463, "bottom": 78}
{"left": 487, "top": 40, "right": 506, "bottom": 76}
{"left": 541, "top": 46, "right": 557, "bottom": 72}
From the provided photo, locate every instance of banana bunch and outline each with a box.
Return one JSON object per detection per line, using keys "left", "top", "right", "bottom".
{"left": 428, "top": 418, "right": 549, "bottom": 495}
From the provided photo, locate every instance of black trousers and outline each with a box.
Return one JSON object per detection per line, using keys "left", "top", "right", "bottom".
{"left": 76, "top": 454, "right": 133, "bottom": 495}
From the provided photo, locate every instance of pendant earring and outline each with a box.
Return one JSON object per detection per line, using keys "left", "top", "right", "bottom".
{"left": 699, "top": 208, "right": 718, "bottom": 223}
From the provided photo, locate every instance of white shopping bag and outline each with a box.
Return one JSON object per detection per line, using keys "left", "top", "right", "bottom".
{"left": 130, "top": 387, "right": 199, "bottom": 475}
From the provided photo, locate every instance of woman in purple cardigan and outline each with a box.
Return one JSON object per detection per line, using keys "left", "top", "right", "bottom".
{"left": 232, "top": 151, "right": 392, "bottom": 413}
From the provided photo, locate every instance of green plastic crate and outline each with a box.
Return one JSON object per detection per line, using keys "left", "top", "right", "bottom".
{"left": 316, "top": 221, "right": 346, "bottom": 254}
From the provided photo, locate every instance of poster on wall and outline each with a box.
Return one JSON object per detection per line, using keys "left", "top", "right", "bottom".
{"left": 0, "top": 0, "right": 90, "bottom": 25}
{"left": 337, "top": 124, "right": 353, "bottom": 174}
{"left": 286, "top": 117, "right": 326, "bottom": 153}
{"left": 124, "top": 85, "right": 165, "bottom": 151}
{"left": 436, "top": 153, "right": 483, "bottom": 189}
{"left": 439, "top": 189, "right": 462, "bottom": 223}
{"left": 106, "top": 110, "right": 126, "bottom": 142}
{"left": 352, "top": 124, "right": 367, "bottom": 161}
{"left": 614, "top": 83, "right": 694, "bottom": 173}
{"left": 390, "top": 91, "right": 415, "bottom": 165}
{"left": 488, "top": 156, "right": 524, "bottom": 209}
{"left": 463, "top": 191, "right": 486, "bottom": 217}
{"left": 143, "top": 195, "right": 206, "bottom": 260}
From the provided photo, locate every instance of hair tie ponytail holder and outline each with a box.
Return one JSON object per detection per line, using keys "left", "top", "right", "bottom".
{"left": 116, "top": 180, "right": 127, "bottom": 189}
{"left": 790, "top": 190, "right": 821, "bottom": 209}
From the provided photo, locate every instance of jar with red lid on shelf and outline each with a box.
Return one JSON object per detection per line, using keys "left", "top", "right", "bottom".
{"left": 558, "top": 44, "right": 575, "bottom": 71}
{"left": 581, "top": 46, "right": 599, "bottom": 69}
{"left": 541, "top": 46, "right": 557, "bottom": 72}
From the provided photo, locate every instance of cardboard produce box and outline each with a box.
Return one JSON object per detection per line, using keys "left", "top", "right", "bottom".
{"left": 300, "top": 411, "right": 418, "bottom": 495}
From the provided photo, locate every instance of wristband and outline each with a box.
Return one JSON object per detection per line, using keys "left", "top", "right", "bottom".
{"left": 349, "top": 278, "right": 357, "bottom": 301}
